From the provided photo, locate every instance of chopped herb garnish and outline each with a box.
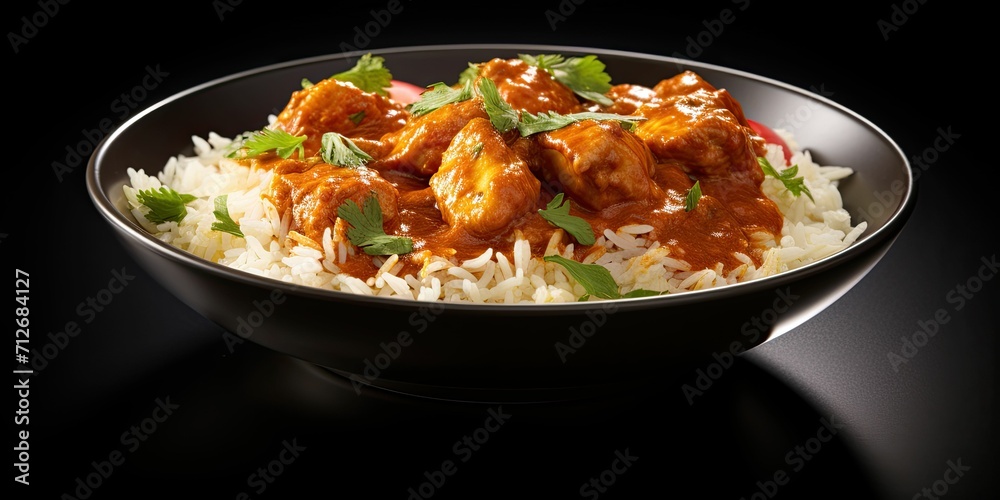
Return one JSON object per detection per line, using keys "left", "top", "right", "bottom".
{"left": 538, "top": 193, "right": 596, "bottom": 246}
{"left": 517, "top": 110, "right": 644, "bottom": 136}
{"left": 211, "top": 194, "right": 244, "bottom": 238}
{"left": 471, "top": 141, "right": 484, "bottom": 159}
{"left": 475, "top": 77, "right": 512, "bottom": 130}
{"left": 458, "top": 62, "right": 480, "bottom": 86}
{"left": 320, "top": 132, "right": 372, "bottom": 168}
{"left": 136, "top": 187, "right": 196, "bottom": 224}
{"left": 758, "top": 156, "right": 814, "bottom": 201}
{"left": 544, "top": 255, "right": 665, "bottom": 300}
{"left": 228, "top": 128, "right": 306, "bottom": 160}
{"left": 301, "top": 78, "right": 313, "bottom": 89}
{"left": 337, "top": 192, "right": 413, "bottom": 256}
{"left": 544, "top": 255, "right": 620, "bottom": 299}
{"left": 519, "top": 54, "right": 614, "bottom": 106}
{"left": 479, "top": 77, "right": 642, "bottom": 136}
{"left": 348, "top": 111, "right": 365, "bottom": 125}
{"left": 331, "top": 53, "right": 392, "bottom": 96}
{"left": 407, "top": 80, "right": 473, "bottom": 116}
{"left": 478, "top": 78, "right": 520, "bottom": 134}
{"left": 685, "top": 180, "right": 702, "bottom": 212}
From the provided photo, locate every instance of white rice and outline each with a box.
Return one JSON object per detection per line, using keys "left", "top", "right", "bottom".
{"left": 123, "top": 128, "right": 866, "bottom": 303}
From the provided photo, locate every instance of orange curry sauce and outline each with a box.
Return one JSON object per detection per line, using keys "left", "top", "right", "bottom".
{"left": 239, "top": 57, "right": 784, "bottom": 281}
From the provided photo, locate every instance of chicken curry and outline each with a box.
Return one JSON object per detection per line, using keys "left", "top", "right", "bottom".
{"left": 232, "top": 54, "right": 785, "bottom": 282}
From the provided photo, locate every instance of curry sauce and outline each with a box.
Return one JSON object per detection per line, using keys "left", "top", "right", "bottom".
{"left": 240, "top": 57, "right": 784, "bottom": 281}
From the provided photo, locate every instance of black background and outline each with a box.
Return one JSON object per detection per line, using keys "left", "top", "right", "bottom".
{"left": 7, "top": 1, "right": 996, "bottom": 499}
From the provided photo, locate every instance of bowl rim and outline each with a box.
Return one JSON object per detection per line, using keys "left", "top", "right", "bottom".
{"left": 86, "top": 42, "right": 916, "bottom": 313}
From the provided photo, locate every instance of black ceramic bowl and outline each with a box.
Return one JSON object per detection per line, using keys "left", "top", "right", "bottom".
{"left": 87, "top": 44, "right": 915, "bottom": 402}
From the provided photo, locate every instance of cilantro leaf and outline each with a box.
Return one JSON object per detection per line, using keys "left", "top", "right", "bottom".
{"left": 136, "top": 187, "right": 196, "bottom": 224}
{"left": 211, "top": 194, "right": 244, "bottom": 238}
{"left": 519, "top": 54, "right": 614, "bottom": 106}
{"left": 320, "top": 132, "right": 372, "bottom": 168}
{"left": 337, "top": 192, "right": 413, "bottom": 256}
{"left": 758, "top": 156, "right": 814, "bottom": 201}
{"left": 229, "top": 129, "right": 306, "bottom": 160}
{"left": 479, "top": 77, "right": 642, "bottom": 137}
{"left": 517, "top": 110, "right": 644, "bottom": 136}
{"left": 544, "top": 255, "right": 666, "bottom": 300}
{"left": 331, "top": 53, "right": 392, "bottom": 96}
{"left": 458, "top": 62, "right": 480, "bottom": 86}
{"left": 407, "top": 80, "right": 473, "bottom": 117}
{"left": 544, "top": 255, "right": 621, "bottom": 299}
{"left": 478, "top": 77, "right": 520, "bottom": 134}
{"left": 538, "top": 193, "right": 596, "bottom": 245}
{"left": 685, "top": 180, "right": 702, "bottom": 212}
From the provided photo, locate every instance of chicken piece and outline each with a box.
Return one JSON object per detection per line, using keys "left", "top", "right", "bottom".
{"left": 634, "top": 89, "right": 765, "bottom": 183}
{"left": 429, "top": 117, "right": 541, "bottom": 238}
{"left": 270, "top": 78, "right": 409, "bottom": 157}
{"left": 589, "top": 83, "right": 660, "bottom": 115}
{"left": 367, "top": 98, "right": 488, "bottom": 177}
{"left": 262, "top": 157, "right": 400, "bottom": 244}
{"left": 710, "top": 88, "right": 755, "bottom": 129}
{"left": 527, "top": 120, "right": 659, "bottom": 211}
{"left": 653, "top": 71, "right": 752, "bottom": 127}
{"left": 477, "top": 58, "right": 584, "bottom": 115}
{"left": 655, "top": 72, "right": 753, "bottom": 128}
{"left": 588, "top": 71, "right": 719, "bottom": 115}
{"left": 652, "top": 70, "right": 718, "bottom": 99}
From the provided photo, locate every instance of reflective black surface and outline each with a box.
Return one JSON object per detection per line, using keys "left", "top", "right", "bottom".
{"left": 33, "top": 339, "right": 885, "bottom": 498}
{"left": 10, "top": 2, "right": 995, "bottom": 499}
